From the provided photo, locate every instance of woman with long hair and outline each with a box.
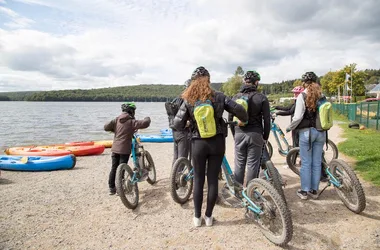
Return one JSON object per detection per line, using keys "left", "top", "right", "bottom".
{"left": 173, "top": 66, "right": 247, "bottom": 227}
{"left": 286, "top": 72, "right": 326, "bottom": 200}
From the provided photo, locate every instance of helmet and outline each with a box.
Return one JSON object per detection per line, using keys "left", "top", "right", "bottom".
{"left": 243, "top": 70, "right": 261, "bottom": 84}
{"left": 191, "top": 66, "right": 210, "bottom": 80}
{"left": 301, "top": 72, "right": 318, "bottom": 83}
{"left": 292, "top": 86, "right": 304, "bottom": 93}
{"left": 184, "top": 79, "right": 191, "bottom": 88}
{"left": 121, "top": 102, "right": 136, "bottom": 113}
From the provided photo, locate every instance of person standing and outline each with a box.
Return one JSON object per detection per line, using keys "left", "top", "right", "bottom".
{"left": 173, "top": 66, "right": 247, "bottom": 227}
{"left": 286, "top": 72, "right": 325, "bottom": 200}
{"left": 166, "top": 79, "right": 191, "bottom": 166}
{"left": 229, "top": 70, "right": 271, "bottom": 186}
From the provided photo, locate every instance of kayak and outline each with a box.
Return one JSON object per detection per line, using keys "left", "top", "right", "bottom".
{"left": 160, "top": 128, "right": 173, "bottom": 135}
{"left": 5, "top": 147, "right": 72, "bottom": 156}
{"left": 0, "top": 155, "right": 76, "bottom": 171}
{"left": 65, "top": 141, "right": 94, "bottom": 146}
{"left": 6, "top": 145, "right": 105, "bottom": 156}
{"left": 137, "top": 134, "right": 173, "bottom": 143}
{"left": 94, "top": 140, "right": 113, "bottom": 148}
{"left": 38, "top": 145, "right": 105, "bottom": 156}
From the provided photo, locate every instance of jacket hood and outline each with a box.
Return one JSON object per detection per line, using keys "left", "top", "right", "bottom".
{"left": 240, "top": 84, "right": 257, "bottom": 94}
{"left": 118, "top": 112, "right": 132, "bottom": 123}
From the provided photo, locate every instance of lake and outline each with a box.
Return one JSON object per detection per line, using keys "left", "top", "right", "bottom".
{"left": 0, "top": 101, "right": 170, "bottom": 148}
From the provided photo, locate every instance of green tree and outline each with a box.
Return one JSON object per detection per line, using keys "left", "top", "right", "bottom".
{"left": 222, "top": 75, "right": 243, "bottom": 96}
{"left": 235, "top": 66, "right": 244, "bottom": 76}
{"left": 323, "top": 64, "right": 367, "bottom": 97}
{"left": 293, "top": 79, "right": 302, "bottom": 87}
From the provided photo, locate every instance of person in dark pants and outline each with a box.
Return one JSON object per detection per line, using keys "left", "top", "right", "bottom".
{"left": 274, "top": 86, "right": 304, "bottom": 147}
{"left": 173, "top": 66, "right": 247, "bottom": 227}
{"left": 104, "top": 102, "right": 151, "bottom": 195}
{"left": 228, "top": 70, "right": 271, "bottom": 186}
{"left": 167, "top": 79, "right": 192, "bottom": 166}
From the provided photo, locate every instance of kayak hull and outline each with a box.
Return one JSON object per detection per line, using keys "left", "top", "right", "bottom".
{"left": 5, "top": 147, "right": 72, "bottom": 156}
{"left": 94, "top": 140, "right": 113, "bottom": 148}
{"left": 0, "top": 155, "right": 76, "bottom": 171}
{"left": 138, "top": 135, "right": 173, "bottom": 143}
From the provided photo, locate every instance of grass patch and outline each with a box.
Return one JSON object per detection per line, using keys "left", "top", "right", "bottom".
{"left": 333, "top": 111, "right": 380, "bottom": 186}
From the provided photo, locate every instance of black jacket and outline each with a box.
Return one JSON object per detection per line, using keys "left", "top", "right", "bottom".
{"left": 173, "top": 91, "right": 248, "bottom": 139}
{"left": 276, "top": 102, "right": 296, "bottom": 119}
{"left": 228, "top": 85, "right": 270, "bottom": 140}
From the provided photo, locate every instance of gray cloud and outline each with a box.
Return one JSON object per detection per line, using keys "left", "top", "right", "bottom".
{"left": 0, "top": 0, "right": 379, "bottom": 91}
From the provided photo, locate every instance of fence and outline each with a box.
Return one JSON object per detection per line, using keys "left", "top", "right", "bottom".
{"left": 333, "top": 101, "right": 380, "bottom": 130}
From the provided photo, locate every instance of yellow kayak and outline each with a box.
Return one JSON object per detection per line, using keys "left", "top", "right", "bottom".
{"left": 94, "top": 140, "right": 113, "bottom": 148}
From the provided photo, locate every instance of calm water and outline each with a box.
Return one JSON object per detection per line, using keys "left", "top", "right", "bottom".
{"left": 0, "top": 102, "right": 170, "bottom": 148}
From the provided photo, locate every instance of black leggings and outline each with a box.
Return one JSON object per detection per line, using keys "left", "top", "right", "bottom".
{"left": 192, "top": 134, "right": 225, "bottom": 218}
{"left": 109, "top": 153, "right": 130, "bottom": 189}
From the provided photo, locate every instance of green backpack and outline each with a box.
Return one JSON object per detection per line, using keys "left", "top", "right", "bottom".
{"left": 193, "top": 100, "right": 216, "bottom": 138}
{"left": 316, "top": 96, "right": 333, "bottom": 131}
{"left": 233, "top": 93, "right": 256, "bottom": 126}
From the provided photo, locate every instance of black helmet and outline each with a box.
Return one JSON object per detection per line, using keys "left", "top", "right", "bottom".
{"left": 184, "top": 79, "right": 191, "bottom": 88}
{"left": 243, "top": 70, "right": 261, "bottom": 84}
{"left": 302, "top": 72, "right": 318, "bottom": 83}
{"left": 191, "top": 66, "right": 210, "bottom": 80}
{"left": 121, "top": 102, "right": 136, "bottom": 116}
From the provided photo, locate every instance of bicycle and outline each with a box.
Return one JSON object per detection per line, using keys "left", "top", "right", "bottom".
{"left": 286, "top": 147, "right": 366, "bottom": 214}
{"left": 170, "top": 122, "right": 286, "bottom": 205}
{"left": 115, "top": 133, "right": 157, "bottom": 209}
{"left": 170, "top": 123, "right": 292, "bottom": 246}
{"left": 267, "top": 111, "right": 339, "bottom": 164}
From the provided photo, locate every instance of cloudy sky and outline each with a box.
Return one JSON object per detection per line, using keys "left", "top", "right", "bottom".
{"left": 0, "top": 0, "right": 379, "bottom": 92}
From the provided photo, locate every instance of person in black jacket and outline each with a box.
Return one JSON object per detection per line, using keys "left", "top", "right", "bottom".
{"left": 173, "top": 66, "right": 247, "bottom": 227}
{"left": 228, "top": 70, "right": 270, "bottom": 187}
{"left": 274, "top": 86, "right": 304, "bottom": 147}
{"left": 167, "top": 79, "right": 191, "bottom": 166}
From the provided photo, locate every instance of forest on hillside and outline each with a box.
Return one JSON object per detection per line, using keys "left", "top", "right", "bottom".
{"left": 1, "top": 67, "right": 379, "bottom": 102}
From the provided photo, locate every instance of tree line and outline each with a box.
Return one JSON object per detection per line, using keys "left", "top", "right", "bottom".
{"left": 1, "top": 66, "right": 379, "bottom": 102}
{"left": 222, "top": 65, "right": 380, "bottom": 98}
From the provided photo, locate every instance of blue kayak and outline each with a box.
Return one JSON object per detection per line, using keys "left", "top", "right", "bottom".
{"left": 137, "top": 134, "right": 173, "bottom": 143}
{"left": 160, "top": 128, "right": 173, "bottom": 135}
{"left": 0, "top": 155, "right": 76, "bottom": 171}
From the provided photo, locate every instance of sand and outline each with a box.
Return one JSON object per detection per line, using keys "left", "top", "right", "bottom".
{"left": 1, "top": 116, "right": 380, "bottom": 250}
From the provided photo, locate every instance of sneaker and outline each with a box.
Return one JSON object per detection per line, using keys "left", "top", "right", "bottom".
{"left": 109, "top": 188, "right": 116, "bottom": 195}
{"left": 193, "top": 217, "right": 202, "bottom": 227}
{"left": 204, "top": 216, "right": 213, "bottom": 227}
{"left": 320, "top": 176, "right": 329, "bottom": 182}
{"left": 297, "top": 189, "right": 308, "bottom": 200}
{"left": 308, "top": 190, "right": 319, "bottom": 199}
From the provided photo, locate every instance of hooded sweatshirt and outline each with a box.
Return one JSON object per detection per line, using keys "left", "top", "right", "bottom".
{"left": 104, "top": 113, "right": 151, "bottom": 154}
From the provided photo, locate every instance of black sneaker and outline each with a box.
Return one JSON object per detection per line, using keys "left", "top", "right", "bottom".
{"left": 109, "top": 187, "right": 116, "bottom": 195}
{"left": 297, "top": 189, "right": 308, "bottom": 200}
{"left": 308, "top": 190, "right": 319, "bottom": 199}
{"left": 320, "top": 176, "right": 329, "bottom": 182}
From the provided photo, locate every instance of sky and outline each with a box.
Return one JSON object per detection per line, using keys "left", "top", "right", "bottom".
{"left": 0, "top": 0, "right": 379, "bottom": 92}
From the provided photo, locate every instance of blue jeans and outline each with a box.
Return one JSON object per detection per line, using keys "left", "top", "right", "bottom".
{"left": 299, "top": 128, "right": 326, "bottom": 192}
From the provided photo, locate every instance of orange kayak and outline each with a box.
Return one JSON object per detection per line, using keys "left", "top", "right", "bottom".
{"left": 37, "top": 145, "right": 105, "bottom": 156}
{"left": 65, "top": 141, "right": 94, "bottom": 146}
{"left": 5, "top": 147, "right": 72, "bottom": 156}
{"left": 94, "top": 140, "right": 113, "bottom": 148}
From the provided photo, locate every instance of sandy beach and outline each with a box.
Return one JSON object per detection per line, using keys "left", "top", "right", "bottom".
{"left": 1, "top": 115, "right": 380, "bottom": 250}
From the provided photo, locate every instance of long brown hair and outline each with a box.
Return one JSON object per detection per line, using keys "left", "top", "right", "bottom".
{"left": 304, "top": 82, "right": 321, "bottom": 112}
{"left": 182, "top": 76, "right": 214, "bottom": 105}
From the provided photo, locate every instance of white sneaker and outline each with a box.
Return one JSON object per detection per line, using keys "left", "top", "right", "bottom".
{"left": 204, "top": 216, "right": 213, "bottom": 227}
{"left": 193, "top": 217, "right": 202, "bottom": 227}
